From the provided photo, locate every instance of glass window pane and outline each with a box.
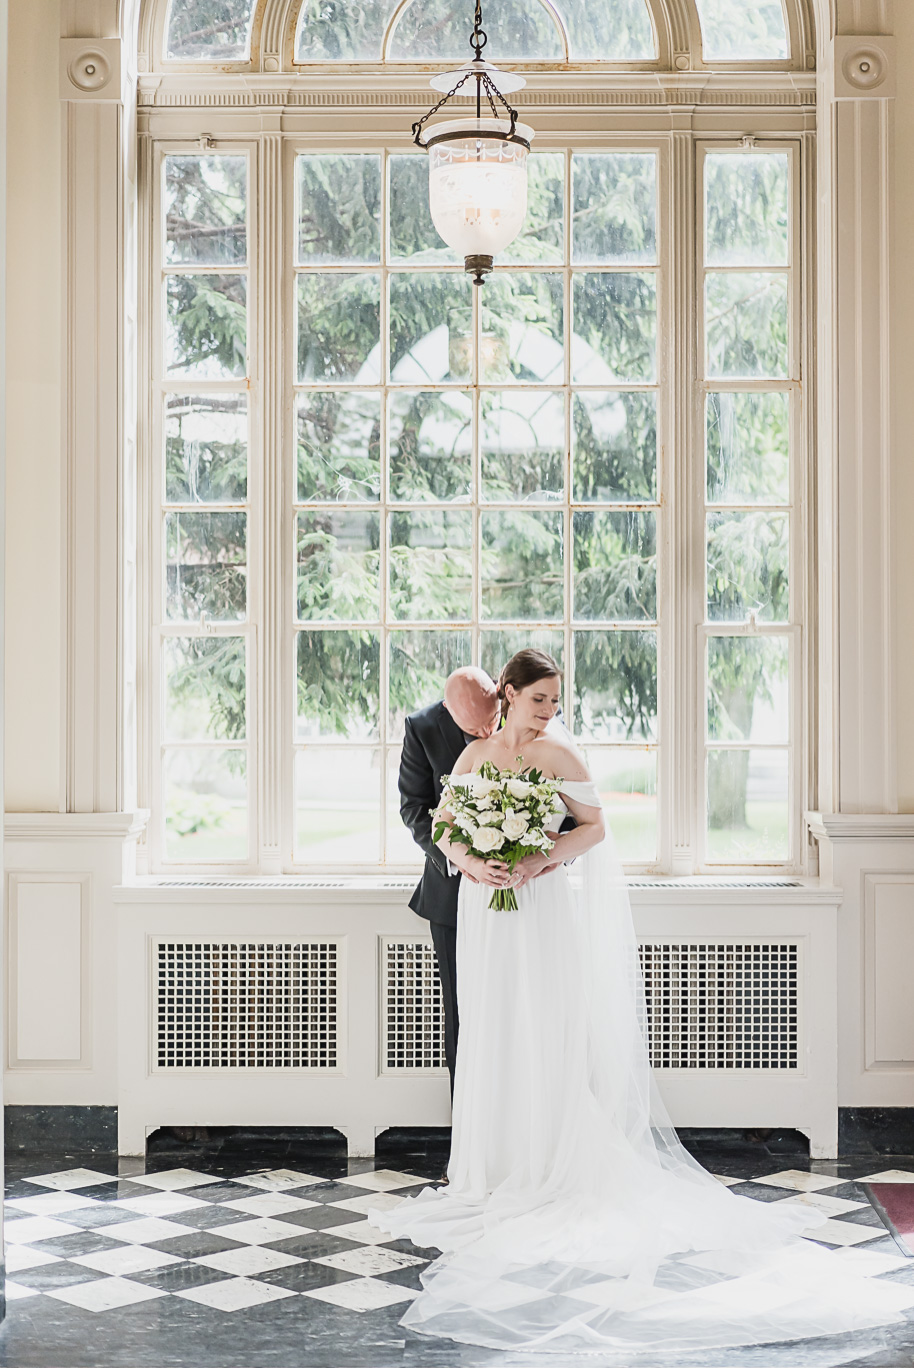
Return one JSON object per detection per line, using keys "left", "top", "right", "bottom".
{"left": 389, "top": 0, "right": 562, "bottom": 60}
{"left": 296, "top": 510, "right": 380, "bottom": 621}
{"left": 574, "top": 630, "right": 656, "bottom": 740}
{"left": 166, "top": 0, "right": 255, "bottom": 60}
{"left": 389, "top": 631, "right": 472, "bottom": 740}
{"left": 572, "top": 154, "right": 656, "bottom": 265}
{"left": 389, "top": 273, "right": 474, "bottom": 383}
{"left": 389, "top": 511, "right": 473, "bottom": 622}
{"left": 164, "top": 636, "right": 246, "bottom": 741}
{"left": 706, "top": 392, "right": 789, "bottom": 505}
{"left": 390, "top": 156, "right": 458, "bottom": 264}
{"left": 389, "top": 391, "right": 472, "bottom": 503}
{"left": 296, "top": 392, "right": 381, "bottom": 503}
{"left": 296, "top": 630, "right": 380, "bottom": 740}
{"left": 165, "top": 511, "right": 247, "bottom": 622}
{"left": 165, "top": 394, "right": 247, "bottom": 504}
{"left": 480, "top": 629, "right": 565, "bottom": 683}
{"left": 480, "top": 274, "right": 563, "bottom": 384}
{"left": 573, "top": 392, "right": 657, "bottom": 503}
{"left": 165, "top": 156, "right": 246, "bottom": 264}
{"left": 583, "top": 748, "right": 657, "bottom": 863}
{"left": 707, "top": 511, "right": 788, "bottom": 623}
{"left": 386, "top": 746, "right": 424, "bottom": 862}
{"left": 295, "top": 0, "right": 388, "bottom": 59}
{"left": 165, "top": 275, "right": 246, "bottom": 379}
{"left": 297, "top": 273, "right": 381, "bottom": 383}
{"left": 501, "top": 154, "right": 564, "bottom": 265}
{"left": 164, "top": 748, "right": 247, "bottom": 861}
{"left": 708, "top": 636, "right": 789, "bottom": 744}
{"left": 695, "top": 0, "right": 789, "bottom": 60}
{"left": 559, "top": 0, "right": 656, "bottom": 60}
{"left": 481, "top": 391, "right": 564, "bottom": 502}
{"left": 481, "top": 510, "right": 564, "bottom": 621}
{"left": 706, "top": 272, "right": 788, "bottom": 379}
{"left": 572, "top": 273, "right": 656, "bottom": 383}
{"left": 295, "top": 748, "right": 381, "bottom": 863}
{"left": 707, "top": 748, "right": 788, "bottom": 862}
{"left": 573, "top": 511, "right": 656, "bottom": 621}
{"left": 296, "top": 155, "right": 381, "bottom": 265}
{"left": 706, "top": 153, "right": 788, "bottom": 267}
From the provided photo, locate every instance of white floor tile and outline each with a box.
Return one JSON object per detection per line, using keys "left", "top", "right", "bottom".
{"left": 237, "top": 1170, "right": 323, "bottom": 1191}
{"left": 314, "top": 1246, "right": 424, "bottom": 1276}
{"left": 303, "top": 1276, "right": 418, "bottom": 1312}
{"left": 46, "top": 1278, "right": 167, "bottom": 1313}
{"left": 5, "top": 1246, "right": 63, "bottom": 1272}
{"left": 7, "top": 1193, "right": 102, "bottom": 1217}
{"left": 26, "top": 1169, "right": 116, "bottom": 1191}
{"left": 5, "top": 1216, "right": 82, "bottom": 1244}
{"left": 114, "top": 1192, "right": 209, "bottom": 1217}
{"left": 193, "top": 1246, "right": 306, "bottom": 1277}
{"left": 858, "top": 1169, "right": 914, "bottom": 1183}
{"left": 105, "top": 1216, "right": 197, "bottom": 1244}
{"left": 329, "top": 1219, "right": 399, "bottom": 1245}
{"left": 204, "top": 1216, "right": 310, "bottom": 1245}
{"left": 801, "top": 1218, "right": 885, "bottom": 1247}
{"left": 343, "top": 1170, "right": 426, "bottom": 1193}
{"left": 129, "top": 1168, "right": 215, "bottom": 1191}
{"left": 834, "top": 1246, "right": 913, "bottom": 1276}
{"left": 4, "top": 1282, "right": 41, "bottom": 1301}
{"left": 778, "top": 1191, "right": 868, "bottom": 1219}
{"left": 331, "top": 1191, "right": 407, "bottom": 1216}
{"left": 176, "top": 1276, "right": 296, "bottom": 1312}
{"left": 70, "top": 1246, "right": 185, "bottom": 1276}
{"left": 220, "top": 1193, "right": 318, "bottom": 1218}
{"left": 750, "top": 1170, "right": 845, "bottom": 1194}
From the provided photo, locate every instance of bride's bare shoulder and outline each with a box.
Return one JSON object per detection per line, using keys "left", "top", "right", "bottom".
{"left": 451, "top": 739, "right": 487, "bottom": 775}
{"left": 532, "top": 732, "right": 590, "bottom": 781}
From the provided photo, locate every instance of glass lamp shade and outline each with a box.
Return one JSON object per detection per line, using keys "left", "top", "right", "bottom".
{"left": 426, "top": 118, "right": 534, "bottom": 274}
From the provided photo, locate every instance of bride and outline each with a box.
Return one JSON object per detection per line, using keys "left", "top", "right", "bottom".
{"left": 370, "top": 649, "right": 909, "bottom": 1356}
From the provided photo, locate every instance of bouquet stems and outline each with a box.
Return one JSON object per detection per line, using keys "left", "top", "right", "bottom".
{"left": 488, "top": 887, "right": 519, "bottom": 912}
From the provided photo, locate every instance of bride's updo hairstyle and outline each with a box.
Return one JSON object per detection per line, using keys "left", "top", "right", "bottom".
{"left": 498, "top": 649, "right": 562, "bottom": 722}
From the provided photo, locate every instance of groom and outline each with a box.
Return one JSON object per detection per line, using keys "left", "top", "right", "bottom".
{"left": 399, "top": 667, "right": 500, "bottom": 1096}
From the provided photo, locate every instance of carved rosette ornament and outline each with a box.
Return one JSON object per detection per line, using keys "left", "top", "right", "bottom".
{"left": 832, "top": 36, "right": 895, "bottom": 99}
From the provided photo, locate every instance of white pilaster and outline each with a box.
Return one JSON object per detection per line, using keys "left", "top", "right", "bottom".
{"left": 59, "top": 34, "right": 132, "bottom": 813}
{"left": 817, "top": 32, "right": 896, "bottom": 813}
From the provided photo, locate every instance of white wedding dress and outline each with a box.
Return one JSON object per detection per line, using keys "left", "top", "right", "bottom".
{"left": 370, "top": 779, "right": 909, "bottom": 1357}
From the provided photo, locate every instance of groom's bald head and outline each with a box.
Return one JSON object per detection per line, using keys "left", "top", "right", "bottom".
{"left": 444, "top": 667, "right": 499, "bottom": 739}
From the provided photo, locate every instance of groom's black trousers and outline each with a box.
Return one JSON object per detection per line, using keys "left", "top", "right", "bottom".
{"left": 429, "top": 920, "right": 459, "bottom": 1098}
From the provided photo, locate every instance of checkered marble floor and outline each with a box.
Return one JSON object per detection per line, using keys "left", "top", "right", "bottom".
{"left": 3, "top": 1152, "right": 914, "bottom": 1367}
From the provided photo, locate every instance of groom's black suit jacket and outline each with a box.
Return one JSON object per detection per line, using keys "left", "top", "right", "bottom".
{"left": 400, "top": 701, "right": 467, "bottom": 930}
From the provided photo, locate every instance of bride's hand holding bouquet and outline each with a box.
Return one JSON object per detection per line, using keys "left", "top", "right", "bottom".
{"left": 433, "top": 760, "right": 564, "bottom": 911}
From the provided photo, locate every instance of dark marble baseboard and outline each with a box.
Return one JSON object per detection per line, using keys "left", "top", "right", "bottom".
{"left": 6, "top": 1107, "right": 914, "bottom": 1159}
{"left": 4, "top": 1105, "right": 117, "bottom": 1155}
{"left": 839, "top": 1107, "right": 914, "bottom": 1156}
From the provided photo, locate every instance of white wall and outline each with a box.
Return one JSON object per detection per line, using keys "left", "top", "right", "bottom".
{"left": 894, "top": 0, "right": 914, "bottom": 812}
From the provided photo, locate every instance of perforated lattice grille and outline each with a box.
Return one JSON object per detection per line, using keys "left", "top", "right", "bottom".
{"left": 383, "top": 939, "right": 445, "bottom": 1071}
{"left": 639, "top": 942, "right": 799, "bottom": 1069}
{"left": 156, "top": 942, "right": 339, "bottom": 1069}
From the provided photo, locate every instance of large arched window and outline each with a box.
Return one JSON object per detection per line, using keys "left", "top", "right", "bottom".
{"left": 139, "top": 0, "right": 813, "bottom": 875}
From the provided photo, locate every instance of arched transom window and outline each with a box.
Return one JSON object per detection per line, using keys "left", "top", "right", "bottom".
{"left": 139, "top": 0, "right": 813, "bottom": 875}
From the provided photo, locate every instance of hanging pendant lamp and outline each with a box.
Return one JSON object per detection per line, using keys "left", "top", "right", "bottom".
{"left": 411, "top": 0, "right": 533, "bottom": 285}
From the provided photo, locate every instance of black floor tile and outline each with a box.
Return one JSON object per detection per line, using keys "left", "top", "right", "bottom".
{"left": 285, "top": 1205, "right": 369, "bottom": 1231}
{"left": 9, "top": 1262, "right": 108, "bottom": 1292}
{"left": 146, "top": 1230, "right": 249, "bottom": 1259}
{"left": 164, "top": 1205, "right": 257, "bottom": 1231}
{"left": 125, "top": 1262, "right": 231, "bottom": 1293}
{"left": 59, "top": 1205, "right": 147, "bottom": 1230}
{"left": 27, "top": 1230, "right": 124, "bottom": 1258}
{"left": 256, "top": 1261, "right": 359, "bottom": 1292}
{"left": 726, "top": 1181, "right": 799, "bottom": 1202}
{"left": 266, "top": 1230, "right": 364, "bottom": 1259}
{"left": 300, "top": 1182, "right": 382, "bottom": 1205}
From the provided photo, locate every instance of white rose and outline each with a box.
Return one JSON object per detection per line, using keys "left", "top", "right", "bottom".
{"left": 502, "top": 811, "right": 530, "bottom": 840}
{"left": 506, "top": 779, "right": 532, "bottom": 800}
{"left": 477, "top": 811, "right": 503, "bottom": 827}
{"left": 474, "top": 826, "right": 506, "bottom": 853}
{"left": 471, "top": 776, "right": 498, "bottom": 798}
{"left": 475, "top": 793, "right": 494, "bottom": 811}
{"left": 453, "top": 810, "right": 477, "bottom": 835}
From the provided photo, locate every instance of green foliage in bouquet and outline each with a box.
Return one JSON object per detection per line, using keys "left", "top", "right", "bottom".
{"left": 433, "top": 760, "right": 565, "bottom": 911}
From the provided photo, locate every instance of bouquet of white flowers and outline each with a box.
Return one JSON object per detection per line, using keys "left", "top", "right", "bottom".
{"left": 433, "top": 760, "right": 565, "bottom": 911}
